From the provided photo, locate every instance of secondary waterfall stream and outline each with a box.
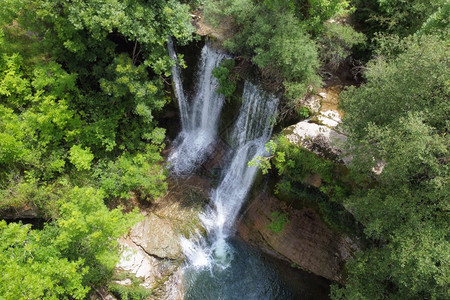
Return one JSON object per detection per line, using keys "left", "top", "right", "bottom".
{"left": 168, "top": 39, "right": 228, "bottom": 176}
{"left": 180, "top": 81, "right": 279, "bottom": 268}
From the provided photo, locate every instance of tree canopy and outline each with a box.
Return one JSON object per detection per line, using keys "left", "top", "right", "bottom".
{"left": 0, "top": 0, "right": 448, "bottom": 298}
{"left": 331, "top": 33, "right": 449, "bottom": 300}
{"left": 205, "top": 0, "right": 363, "bottom": 104}
{"left": 0, "top": 0, "right": 194, "bottom": 297}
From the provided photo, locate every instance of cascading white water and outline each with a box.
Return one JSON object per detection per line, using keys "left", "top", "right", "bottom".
{"left": 181, "top": 81, "right": 279, "bottom": 268}
{"left": 168, "top": 39, "right": 228, "bottom": 176}
{"left": 168, "top": 37, "right": 189, "bottom": 129}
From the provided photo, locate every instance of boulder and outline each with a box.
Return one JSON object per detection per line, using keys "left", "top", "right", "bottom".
{"left": 114, "top": 176, "right": 210, "bottom": 298}
{"left": 129, "top": 214, "right": 182, "bottom": 260}
{"left": 284, "top": 86, "right": 353, "bottom": 165}
{"left": 116, "top": 238, "right": 184, "bottom": 299}
{"left": 238, "top": 194, "right": 360, "bottom": 283}
{"left": 299, "top": 94, "right": 321, "bottom": 114}
{"left": 283, "top": 121, "right": 351, "bottom": 164}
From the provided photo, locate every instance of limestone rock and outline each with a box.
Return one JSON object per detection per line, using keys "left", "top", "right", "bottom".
{"left": 238, "top": 195, "right": 360, "bottom": 283}
{"left": 300, "top": 94, "right": 321, "bottom": 114}
{"left": 114, "top": 176, "right": 209, "bottom": 299}
{"left": 116, "top": 237, "right": 183, "bottom": 298}
{"left": 130, "top": 214, "right": 182, "bottom": 260}
{"left": 283, "top": 83, "right": 354, "bottom": 165}
{"left": 317, "top": 114, "right": 340, "bottom": 127}
{"left": 283, "top": 121, "right": 350, "bottom": 164}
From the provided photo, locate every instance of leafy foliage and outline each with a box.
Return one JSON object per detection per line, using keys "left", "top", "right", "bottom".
{"left": 320, "top": 22, "right": 366, "bottom": 69}
{"left": 212, "top": 58, "right": 237, "bottom": 97}
{"left": 0, "top": 221, "right": 89, "bottom": 299}
{"left": 96, "top": 147, "right": 168, "bottom": 200}
{"left": 333, "top": 35, "right": 450, "bottom": 299}
{"left": 0, "top": 0, "right": 194, "bottom": 296}
{"left": 297, "top": 106, "right": 312, "bottom": 119}
{"left": 53, "top": 187, "right": 142, "bottom": 285}
{"left": 267, "top": 211, "right": 289, "bottom": 234}
{"left": 341, "top": 35, "right": 448, "bottom": 151}
{"left": 353, "top": 0, "right": 447, "bottom": 37}
{"left": 0, "top": 186, "right": 141, "bottom": 299}
{"left": 206, "top": 0, "right": 325, "bottom": 99}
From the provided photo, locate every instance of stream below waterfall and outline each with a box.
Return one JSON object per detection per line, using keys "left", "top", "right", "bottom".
{"left": 168, "top": 39, "right": 331, "bottom": 299}
{"left": 183, "top": 237, "right": 330, "bottom": 300}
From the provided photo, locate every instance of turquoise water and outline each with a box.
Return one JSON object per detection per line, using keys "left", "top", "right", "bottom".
{"left": 183, "top": 237, "right": 330, "bottom": 300}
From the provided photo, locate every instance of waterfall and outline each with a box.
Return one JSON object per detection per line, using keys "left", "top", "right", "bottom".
{"left": 168, "top": 39, "right": 228, "bottom": 176}
{"left": 181, "top": 81, "right": 279, "bottom": 268}
{"left": 168, "top": 37, "right": 189, "bottom": 129}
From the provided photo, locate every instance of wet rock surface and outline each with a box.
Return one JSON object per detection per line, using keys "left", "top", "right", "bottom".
{"left": 115, "top": 176, "right": 210, "bottom": 299}
{"left": 238, "top": 194, "right": 360, "bottom": 283}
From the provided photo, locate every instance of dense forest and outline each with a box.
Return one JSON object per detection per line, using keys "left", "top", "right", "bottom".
{"left": 0, "top": 0, "right": 448, "bottom": 299}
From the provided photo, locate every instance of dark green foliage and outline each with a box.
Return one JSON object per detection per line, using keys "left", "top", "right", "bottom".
{"left": 333, "top": 35, "right": 449, "bottom": 299}
{"left": 259, "top": 0, "right": 354, "bottom": 35}
{"left": 212, "top": 58, "right": 237, "bottom": 98}
{"left": 320, "top": 22, "right": 366, "bottom": 69}
{"left": 205, "top": 0, "right": 364, "bottom": 116}
{"left": 352, "top": 0, "right": 447, "bottom": 37}
{"left": 205, "top": 0, "right": 324, "bottom": 99}
{"left": 0, "top": 0, "right": 194, "bottom": 297}
{"left": 267, "top": 211, "right": 289, "bottom": 234}
{"left": 341, "top": 35, "right": 449, "bottom": 165}
{"left": 418, "top": 1, "right": 450, "bottom": 37}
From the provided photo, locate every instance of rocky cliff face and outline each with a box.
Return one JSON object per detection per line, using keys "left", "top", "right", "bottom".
{"left": 242, "top": 85, "right": 360, "bottom": 284}
{"left": 286, "top": 86, "right": 352, "bottom": 165}
{"left": 114, "top": 176, "right": 210, "bottom": 299}
{"left": 238, "top": 193, "right": 359, "bottom": 284}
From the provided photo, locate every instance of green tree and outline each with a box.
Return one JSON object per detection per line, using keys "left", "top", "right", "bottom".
{"left": 333, "top": 35, "right": 449, "bottom": 299}
{"left": 0, "top": 186, "right": 141, "bottom": 299}
{"left": 0, "top": 1, "right": 193, "bottom": 296}
{"left": 206, "top": 0, "right": 322, "bottom": 101}
{"left": 205, "top": 0, "right": 360, "bottom": 105}
{"left": 352, "top": 0, "right": 447, "bottom": 37}
{"left": 0, "top": 221, "right": 89, "bottom": 299}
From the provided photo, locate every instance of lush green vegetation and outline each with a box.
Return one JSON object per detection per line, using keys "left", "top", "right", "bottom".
{"left": 331, "top": 33, "right": 449, "bottom": 300}
{"left": 267, "top": 211, "right": 289, "bottom": 234}
{"left": 204, "top": 0, "right": 364, "bottom": 118}
{"left": 212, "top": 58, "right": 237, "bottom": 98}
{"left": 0, "top": 0, "right": 194, "bottom": 297}
{"left": 247, "top": 1, "right": 449, "bottom": 298}
{"left": 0, "top": 0, "right": 448, "bottom": 298}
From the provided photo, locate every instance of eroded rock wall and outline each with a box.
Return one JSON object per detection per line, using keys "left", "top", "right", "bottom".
{"left": 238, "top": 194, "right": 359, "bottom": 284}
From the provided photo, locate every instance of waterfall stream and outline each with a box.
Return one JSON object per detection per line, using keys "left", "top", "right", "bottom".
{"left": 168, "top": 39, "right": 228, "bottom": 176}
{"left": 168, "top": 41, "right": 330, "bottom": 299}
{"left": 167, "top": 37, "right": 189, "bottom": 129}
{"left": 180, "top": 81, "right": 279, "bottom": 268}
